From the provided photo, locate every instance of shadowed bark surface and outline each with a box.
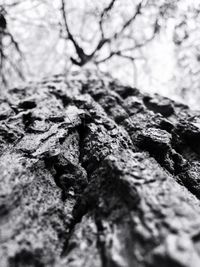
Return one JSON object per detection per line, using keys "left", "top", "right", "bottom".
{"left": 1, "top": 69, "right": 200, "bottom": 267}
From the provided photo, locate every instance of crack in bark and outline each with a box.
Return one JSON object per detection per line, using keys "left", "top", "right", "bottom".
{"left": 1, "top": 70, "right": 200, "bottom": 266}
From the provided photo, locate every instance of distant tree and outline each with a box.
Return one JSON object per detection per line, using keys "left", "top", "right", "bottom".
{"left": 0, "top": 0, "right": 180, "bottom": 88}
{"left": 2, "top": 0, "right": 200, "bottom": 109}
{"left": 0, "top": 4, "right": 24, "bottom": 87}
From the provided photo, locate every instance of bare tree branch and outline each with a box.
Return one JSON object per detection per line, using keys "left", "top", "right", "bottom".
{"left": 99, "top": 0, "right": 117, "bottom": 38}
{"left": 61, "top": 0, "right": 91, "bottom": 66}
{"left": 112, "top": 1, "right": 143, "bottom": 40}
{"left": 94, "top": 15, "right": 158, "bottom": 65}
{"left": 95, "top": 50, "right": 144, "bottom": 64}
{"left": 60, "top": 0, "right": 159, "bottom": 69}
{"left": 91, "top": 1, "right": 144, "bottom": 59}
{"left": 6, "top": 31, "right": 23, "bottom": 58}
{"left": 60, "top": 0, "right": 146, "bottom": 67}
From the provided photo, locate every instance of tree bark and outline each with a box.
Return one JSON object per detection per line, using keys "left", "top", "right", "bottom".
{"left": 1, "top": 69, "right": 200, "bottom": 267}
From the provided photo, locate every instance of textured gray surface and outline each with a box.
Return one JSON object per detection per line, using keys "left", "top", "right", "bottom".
{"left": 1, "top": 70, "right": 200, "bottom": 266}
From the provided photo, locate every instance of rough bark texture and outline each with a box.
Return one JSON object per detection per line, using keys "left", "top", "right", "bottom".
{"left": 1, "top": 69, "right": 200, "bottom": 267}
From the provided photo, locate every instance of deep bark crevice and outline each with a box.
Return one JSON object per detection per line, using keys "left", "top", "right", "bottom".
{"left": 1, "top": 69, "right": 200, "bottom": 267}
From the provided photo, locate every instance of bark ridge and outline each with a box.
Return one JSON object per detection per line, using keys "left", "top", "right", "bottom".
{"left": 1, "top": 70, "right": 200, "bottom": 267}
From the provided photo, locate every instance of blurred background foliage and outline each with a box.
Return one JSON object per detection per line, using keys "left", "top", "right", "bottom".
{"left": 0, "top": 0, "right": 200, "bottom": 108}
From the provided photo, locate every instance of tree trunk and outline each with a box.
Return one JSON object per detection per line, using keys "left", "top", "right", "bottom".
{"left": 1, "top": 69, "right": 200, "bottom": 267}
